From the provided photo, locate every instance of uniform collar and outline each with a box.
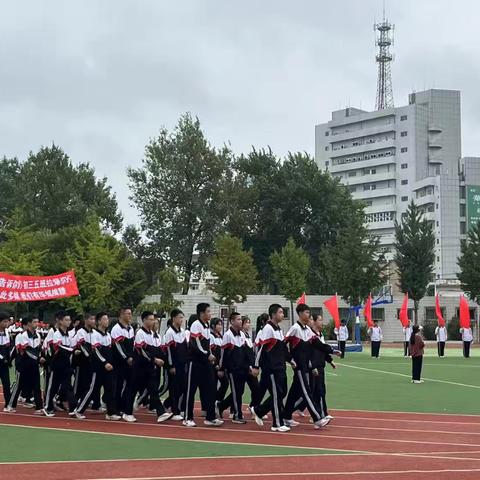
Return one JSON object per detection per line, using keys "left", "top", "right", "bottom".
{"left": 230, "top": 326, "right": 241, "bottom": 336}
{"left": 296, "top": 321, "right": 307, "bottom": 330}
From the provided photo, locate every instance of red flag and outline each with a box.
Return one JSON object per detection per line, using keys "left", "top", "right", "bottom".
{"left": 364, "top": 294, "right": 374, "bottom": 328}
{"left": 0, "top": 271, "right": 79, "bottom": 303}
{"left": 399, "top": 293, "right": 409, "bottom": 327}
{"left": 296, "top": 292, "right": 306, "bottom": 305}
{"left": 435, "top": 294, "right": 446, "bottom": 327}
{"left": 324, "top": 294, "right": 340, "bottom": 329}
{"left": 459, "top": 295, "right": 471, "bottom": 329}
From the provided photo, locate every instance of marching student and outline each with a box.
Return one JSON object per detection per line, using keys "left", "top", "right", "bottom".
{"left": 84, "top": 312, "right": 121, "bottom": 420}
{"left": 0, "top": 312, "right": 12, "bottom": 408}
{"left": 73, "top": 313, "right": 96, "bottom": 407}
{"left": 403, "top": 321, "right": 412, "bottom": 357}
{"left": 164, "top": 308, "right": 189, "bottom": 421}
{"left": 111, "top": 307, "right": 135, "bottom": 419}
{"left": 43, "top": 311, "right": 76, "bottom": 417}
{"left": 410, "top": 325, "right": 425, "bottom": 384}
{"left": 6, "top": 315, "right": 44, "bottom": 413}
{"left": 435, "top": 324, "right": 447, "bottom": 357}
{"left": 460, "top": 325, "right": 473, "bottom": 358}
{"left": 184, "top": 303, "right": 224, "bottom": 427}
{"left": 241, "top": 316, "right": 261, "bottom": 411}
{"left": 368, "top": 320, "right": 383, "bottom": 358}
{"left": 217, "top": 312, "right": 251, "bottom": 424}
{"left": 283, "top": 304, "right": 337, "bottom": 429}
{"left": 334, "top": 319, "right": 349, "bottom": 359}
{"left": 210, "top": 317, "right": 229, "bottom": 408}
{"left": 126, "top": 311, "right": 173, "bottom": 424}
{"left": 251, "top": 304, "right": 290, "bottom": 433}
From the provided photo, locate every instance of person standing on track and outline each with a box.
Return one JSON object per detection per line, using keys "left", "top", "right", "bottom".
{"left": 403, "top": 321, "right": 412, "bottom": 358}
{"left": 460, "top": 325, "right": 473, "bottom": 358}
{"left": 368, "top": 320, "right": 383, "bottom": 358}
{"left": 435, "top": 324, "right": 447, "bottom": 357}
{"left": 410, "top": 325, "right": 425, "bottom": 384}
{"left": 0, "top": 311, "right": 12, "bottom": 408}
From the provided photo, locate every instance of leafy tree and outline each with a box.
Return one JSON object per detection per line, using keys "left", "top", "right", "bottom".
{"left": 2, "top": 145, "right": 122, "bottom": 232}
{"left": 128, "top": 114, "right": 233, "bottom": 293}
{"left": 209, "top": 235, "right": 258, "bottom": 309}
{"left": 394, "top": 200, "right": 435, "bottom": 325}
{"left": 270, "top": 238, "right": 310, "bottom": 321}
{"left": 458, "top": 221, "right": 480, "bottom": 303}
{"left": 319, "top": 221, "right": 386, "bottom": 306}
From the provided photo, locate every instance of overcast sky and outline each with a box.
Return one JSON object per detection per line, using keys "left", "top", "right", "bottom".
{"left": 2, "top": 0, "right": 480, "bottom": 225}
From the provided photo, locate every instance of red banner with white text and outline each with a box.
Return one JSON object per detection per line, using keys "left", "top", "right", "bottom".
{"left": 0, "top": 271, "right": 79, "bottom": 303}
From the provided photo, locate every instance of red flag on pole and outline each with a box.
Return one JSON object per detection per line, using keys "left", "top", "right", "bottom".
{"left": 435, "top": 294, "right": 446, "bottom": 327}
{"left": 296, "top": 292, "right": 306, "bottom": 305}
{"left": 324, "top": 294, "right": 340, "bottom": 329}
{"left": 459, "top": 294, "right": 471, "bottom": 329}
{"left": 364, "top": 294, "right": 374, "bottom": 328}
{"left": 399, "top": 293, "right": 409, "bottom": 327}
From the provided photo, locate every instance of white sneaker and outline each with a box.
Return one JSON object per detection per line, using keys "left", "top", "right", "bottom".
{"left": 314, "top": 417, "right": 331, "bottom": 429}
{"left": 122, "top": 414, "right": 137, "bottom": 423}
{"left": 18, "top": 396, "right": 26, "bottom": 403}
{"left": 34, "top": 409, "right": 43, "bottom": 415}
{"left": 413, "top": 380, "right": 424, "bottom": 384}
{"left": 23, "top": 402, "right": 34, "bottom": 409}
{"left": 157, "top": 412, "right": 174, "bottom": 423}
{"left": 251, "top": 407, "right": 264, "bottom": 427}
{"left": 42, "top": 409, "right": 55, "bottom": 417}
{"left": 325, "top": 415, "right": 334, "bottom": 420}
{"left": 183, "top": 419, "right": 196, "bottom": 427}
{"left": 204, "top": 419, "right": 224, "bottom": 427}
{"left": 105, "top": 414, "right": 122, "bottom": 421}
{"left": 284, "top": 419, "right": 300, "bottom": 427}
{"left": 271, "top": 425, "right": 290, "bottom": 432}
{"left": 75, "top": 412, "right": 86, "bottom": 420}
{"left": 296, "top": 410, "right": 306, "bottom": 417}
{"left": 3, "top": 406, "right": 16, "bottom": 413}
{"left": 171, "top": 415, "right": 184, "bottom": 421}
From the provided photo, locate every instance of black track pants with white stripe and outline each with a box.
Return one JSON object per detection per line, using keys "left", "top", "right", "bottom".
{"left": 0, "top": 364, "right": 11, "bottom": 405}
{"left": 284, "top": 369, "right": 323, "bottom": 423}
{"left": 185, "top": 361, "right": 216, "bottom": 421}
{"left": 218, "top": 371, "right": 247, "bottom": 420}
{"left": 44, "top": 367, "right": 75, "bottom": 413}
{"left": 8, "top": 365, "right": 43, "bottom": 410}
{"left": 113, "top": 364, "right": 133, "bottom": 415}
{"left": 255, "top": 369, "right": 287, "bottom": 428}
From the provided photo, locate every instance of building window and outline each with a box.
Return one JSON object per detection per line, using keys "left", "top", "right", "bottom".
{"left": 371, "top": 169, "right": 376, "bottom": 174}
{"left": 401, "top": 147, "right": 408, "bottom": 153}
{"left": 437, "top": 256, "right": 440, "bottom": 262}
{"left": 325, "top": 161, "right": 330, "bottom": 168}
{"left": 349, "top": 185, "right": 357, "bottom": 193}
{"left": 427, "top": 205, "right": 434, "bottom": 212}
{"left": 460, "top": 204, "right": 466, "bottom": 216}
{"left": 325, "top": 131, "right": 330, "bottom": 136}
{"left": 461, "top": 222, "right": 466, "bottom": 234}
{"left": 401, "top": 179, "right": 408, "bottom": 185}
{"left": 365, "top": 200, "right": 372, "bottom": 206}
{"left": 400, "top": 115, "right": 408, "bottom": 121}
{"left": 325, "top": 146, "right": 329, "bottom": 151}
{"left": 348, "top": 171, "right": 357, "bottom": 177}
{"left": 365, "top": 211, "right": 395, "bottom": 223}
{"left": 401, "top": 163, "right": 408, "bottom": 169}
{"left": 436, "top": 239, "right": 440, "bottom": 244}
{"left": 401, "top": 131, "right": 408, "bottom": 137}
{"left": 401, "top": 196, "right": 408, "bottom": 201}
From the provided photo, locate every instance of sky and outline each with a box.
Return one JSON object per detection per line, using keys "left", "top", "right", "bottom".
{"left": 2, "top": 0, "right": 480, "bottom": 225}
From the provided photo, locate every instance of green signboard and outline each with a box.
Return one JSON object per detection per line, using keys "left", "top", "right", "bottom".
{"left": 467, "top": 185, "right": 480, "bottom": 231}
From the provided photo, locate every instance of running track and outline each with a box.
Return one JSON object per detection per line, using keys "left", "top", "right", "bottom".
{"left": 2, "top": 404, "right": 480, "bottom": 480}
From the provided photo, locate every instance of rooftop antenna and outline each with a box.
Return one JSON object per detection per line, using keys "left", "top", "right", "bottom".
{"left": 374, "top": 0, "right": 395, "bottom": 110}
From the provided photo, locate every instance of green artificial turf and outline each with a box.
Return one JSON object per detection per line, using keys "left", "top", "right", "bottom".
{"left": 0, "top": 425, "right": 345, "bottom": 463}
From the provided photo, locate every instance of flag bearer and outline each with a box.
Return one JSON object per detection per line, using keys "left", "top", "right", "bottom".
{"left": 334, "top": 320, "right": 349, "bottom": 358}
{"left": 460, "top": 325, "right": 473, "bottom": 358}
{"left": 435, "top": 324, "right": 447, "bottom": 357}
{"left": 368, "top": 320, "right": 383, "bottom": 358}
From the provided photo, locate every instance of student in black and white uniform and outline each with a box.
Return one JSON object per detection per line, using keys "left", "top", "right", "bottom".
{"left": 0, "top": 311, "right": 12, "bottom": 408}
{"left": 435, "top": 324, "right": 447, "bottom": 357}
{"left": 5, "top": 315, "right": 44, "bottom": 413}
{"left": 241, "top": 316, "right": 261, "bottom": 412}
{"left": 283, "top": 304, "right": 337, "bottom": 429}
{"left": 460, "top": 326, "right": 473, "bottom": 358}
{"left": 403, "top": 321, "right": 412, "bottom": 357}
{"left": 368, "top": 320, "right": 383, "bottom": 358}
{"left": 334, "top": 320, "right": 349, "bottom": 358}
{"left": 164, "top": 308, "right": 189, "bottom": 421}
{"left": 184, "top": 303, "right": 224, "bottom": 427}
{"left": 111, "top": 307, "right": 135, "bottom": 420}
{"left": 251, "top": 304, "right": 290, "bottom": 433}
{"left": 43, "top": 311, "right": 75, "bottom": 417}
{"left": 210, "top": 318, "right": 228, "bottom": 410}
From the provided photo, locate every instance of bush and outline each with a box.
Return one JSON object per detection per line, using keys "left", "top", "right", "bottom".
{"left": 447, "top": 317, "right": 462, "bottom": 341}
{"left": 421, "top": 321, "right": 437, "bottom": 341}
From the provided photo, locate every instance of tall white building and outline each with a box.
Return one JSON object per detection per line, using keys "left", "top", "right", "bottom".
{"left": 315, "top": 89, "right": 462, "bottom": 282}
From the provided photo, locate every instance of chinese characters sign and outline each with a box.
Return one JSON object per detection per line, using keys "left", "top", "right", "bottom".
{"left": 467, "top": 185, "right": 480, "bottom": 232}
{"left": 0, "top": 271, "right": 79, "bottom": 303}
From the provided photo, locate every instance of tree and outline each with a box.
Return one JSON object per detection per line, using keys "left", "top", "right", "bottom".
{"left": 394, "top": 200, "right": 435, "bottom": 325}
{"left": 128, "top": 114, "right": 233, "bottom": 293}
{"left": 3, "top": 145, "right": 122, "bottom": 232}
{"left": 209, "top": 235, "right": 258, "bottom": 309}
{"left": 458, "top": 221, "right": 480, "bottom": 303}
{"left": 270, "top": 238, "right": 310, "bottom": 321}
{"left": 319, "top": 221, "right": 386, "bottom": 307}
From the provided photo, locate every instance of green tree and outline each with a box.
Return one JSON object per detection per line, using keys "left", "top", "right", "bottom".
{"left": 128, "top": 114, "right": 233, "bottom": 293}
{"left": 5, "top": 145, "right": 122, "bottom": 232}
{"left": 394, "top": 200, "right": 435, "bottom": 325}
{"left": 209, "top": 235, "right": 258, "bottom": 309}
{"left": 458, "top": 221, "right": 480, "bottom": 303}
{"left": 319, "top": 221, "right": 386, "bottom": 306}
{"left": 0, "top": 158, "right": 21, "bottom": 229}
{"left": 270, "top": 238, "right": 310, "bottom": 321}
